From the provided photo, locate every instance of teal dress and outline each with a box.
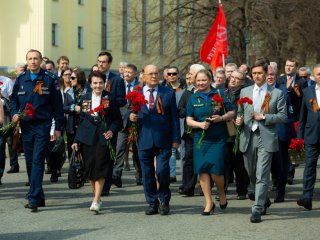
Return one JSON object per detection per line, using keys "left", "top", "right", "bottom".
{"left": 186, "top": 88, "right": 233, "bottom": 174}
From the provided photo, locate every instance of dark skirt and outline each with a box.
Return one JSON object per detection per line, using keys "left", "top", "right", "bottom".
{"left": 80, "top": 133, "right": 110, "bottom": 181}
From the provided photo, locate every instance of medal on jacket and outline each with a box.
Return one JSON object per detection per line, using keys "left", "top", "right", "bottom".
{"left": 101, "top": 96, "right": 110, "bottom": 109}
{"left": 33, "top": 81, "right": 43, "bottom": 95}
{"left": 82, "top": 100, "right": 91, "bottom": 112}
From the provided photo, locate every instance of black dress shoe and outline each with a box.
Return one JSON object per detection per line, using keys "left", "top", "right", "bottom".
{"left": 261, "top": 198, "right": 272, "bottom": 215}
{"left": 7, "top": 166, "right": 19, "bottom": 174}
{"left": 159, "top": 203, "right": 170, "bottom": 215}
{"left": 274, "top": 194, "right": 285, "bottom": 203}
{"left": 250, "top": 213, "right": 261, "bottom": 223}
{"left": 24, "top": 203, "right": 38, "bottom": 212}
{"left": 202, "top": 203, "right": 215, "bottom": 215}
{"left": 248, "top": 192, "right": 255, "bottom": 201}
{"left": 169, "top": 177, "right": 177, "bottom": 183}
{"left": 145, "top": 206, "right": 159, "bottom": 215}
{"left": 25, "top": 182, "right": 30, "bottom": 186}
{"left": 178, "top": 189, "right": 194, "bottom": 197}
{"left": 287, "top": 177, "right": 294, "bottom": 185}
{"left": 136, "top": 179, "right": 143, "bottom": 186}
{"left": 50, "top": 173, "right": 59, "bottom": 183}
{"left": 112, "top": 177, "right": 122, "bottom": 188}
{"left": 297, "top": 199, "right": 312, "bottom": 210}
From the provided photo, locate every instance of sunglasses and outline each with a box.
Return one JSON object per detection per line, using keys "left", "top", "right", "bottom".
{"left": 167, "top": 72, "right": 178, "bottom": 76}
{"left": 70, "top": 76, "right": 77, "bottom": 80}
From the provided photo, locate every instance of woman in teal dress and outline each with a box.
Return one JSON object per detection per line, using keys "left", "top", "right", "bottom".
{"left": 186, "top": 69, "right": 235, "bottom": 215}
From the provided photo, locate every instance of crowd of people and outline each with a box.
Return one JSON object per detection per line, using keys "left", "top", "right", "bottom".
{"left": 0, "top": 49, "right": 320, "bottom": 223}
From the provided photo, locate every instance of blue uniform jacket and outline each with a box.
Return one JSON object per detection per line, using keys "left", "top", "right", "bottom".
{"left": 298, "top": 85, "right": 320, "bottom": 144}
{"left": 108, "top": 72, "right": 126, "bottom": 107}
{"left": 10, "top": 69, "right": 64, "bottom": 130}
{"left": 74, "top": 91, "right": 123, "bottom": 146}
{"left": 136, "top": 85, "right": 181, "bottom": 150}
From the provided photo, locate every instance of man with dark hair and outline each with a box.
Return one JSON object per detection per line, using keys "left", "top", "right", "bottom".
{"left": 10, "top": 49, "right": 64, "bottom": 212}
{"left": 56, "top": 56, "right": 69, "bottom": 77}
{"left": 236, "top": 59, "right": 287, "bottom": 223}
{"left": 45, "top": 60, "right": 55, "bottom": 73}
{"left": 97, "top": 51, "right": 126, "bottom": 196}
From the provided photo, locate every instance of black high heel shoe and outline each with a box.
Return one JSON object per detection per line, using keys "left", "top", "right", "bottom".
{"left": 220, "top": 201, "right": 228, "bottom": 210}
{"left": 202, "top": 203, "right": 215, "bottom": 215}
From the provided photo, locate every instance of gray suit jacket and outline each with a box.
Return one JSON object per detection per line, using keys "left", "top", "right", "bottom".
{"left": 239, "top": 85, "right": 287, "bottom": 153}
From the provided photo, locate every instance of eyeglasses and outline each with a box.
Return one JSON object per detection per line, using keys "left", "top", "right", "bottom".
{"left": 63, "top": 73, "right": 71, "bottom": 77}
{"left": 70, "top": 76, "right": 77, "bottom": 80}
{"left": 167, "top": 72, "right": 178, "bottom": 76}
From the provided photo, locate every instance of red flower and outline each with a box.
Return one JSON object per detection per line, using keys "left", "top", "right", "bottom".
{"left": 0, "top": 81, "right": 3, "bottom": 85}
{"left": 237, "top": 97, "right": 253, "bottom": 105}
{"left": 212, "top": 94, "right": 224, "bottom": 103}
{"left": 134, "top": 85, "right": 142, "bottom": 91}
{"left": 24, "top": 103, "right": 35, "bottom": 119}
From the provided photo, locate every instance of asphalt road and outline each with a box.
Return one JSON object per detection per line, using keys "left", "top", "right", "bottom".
{"left": 0, "top": 156, "right": 319, "bottom": 240}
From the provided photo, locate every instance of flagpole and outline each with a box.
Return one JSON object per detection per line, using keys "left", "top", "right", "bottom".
{"left": 222, "top": 54, "right": 225, "bottom": 67}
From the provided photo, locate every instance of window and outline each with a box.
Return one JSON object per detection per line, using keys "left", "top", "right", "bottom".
{"left": 78, "top": 26, "right": 84, "bottom": 49}
{"left": 52, "top": 23, "right": 58, "bottom": 46}
{"left": 159, "top": 0, "right": 165, "bottom": 55}
{"left": 123, "top": 0, "right": 131, "bottom": 52}
{"left": 101, "top": 0, "right": 110, "bottom": 50}
{"left": 142, "top": 0, "right": 148, "bottom": 54}
{"left": 78, "top": 0, "right": 84, "bottom": 5}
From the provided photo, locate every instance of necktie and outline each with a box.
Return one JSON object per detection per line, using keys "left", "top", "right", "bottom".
{"left": 127, "top": 84, "right": 131, "bottom": 94}
{"left": 149, "top": 88, "right": 155, "bottom": 110}
{"left": 252, "top": 88, "right": 262, "bottom": 132}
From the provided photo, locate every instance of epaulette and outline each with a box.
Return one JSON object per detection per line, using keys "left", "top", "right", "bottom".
{"left": 45, "top": 71, "right": 59, "bottom": 80}
{"left": 16, "top": 71, "right": 26, "bottom": 78}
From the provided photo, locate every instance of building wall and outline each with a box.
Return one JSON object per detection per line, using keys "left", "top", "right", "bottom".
{"left": 0, "top": 0, "right": 182, "bottom": 72}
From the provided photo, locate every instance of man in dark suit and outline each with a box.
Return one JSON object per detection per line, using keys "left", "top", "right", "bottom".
{"left": 277, "top": 58, "right": 307, "bottom": 185}
{"left": 267, "top": 66, "right": 296, "bottom": 203}
{"left": 299, "top": 67, "right": 316, "bottom": 87}
{"left": 297, "top": 64, "right": 320, "bottom": 211}
{"left": 112, "top": 64, "right": 142, "bottom": 187}
{"left": 130, "top": 64, "right": 181, "bottom": 215}
{"left": 97, "top": 51, "right": 126, "bottom": 195}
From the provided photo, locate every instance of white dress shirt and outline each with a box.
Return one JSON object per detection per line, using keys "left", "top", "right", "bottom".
{"left": 91, "top": 93, "right": 102, "bottom": 110}
{"left": 252, "top": 82, "right": 268, "bottom": 131}
{"left": 315, "top": 84, "right": 320, "bottom": 108}
{"left": 143, "top": 85, "right": 158, "bottom": 109}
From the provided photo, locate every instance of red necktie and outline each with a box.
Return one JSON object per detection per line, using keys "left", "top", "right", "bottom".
{"left": 149, "top": 88, "right": 155, "bottom": 110}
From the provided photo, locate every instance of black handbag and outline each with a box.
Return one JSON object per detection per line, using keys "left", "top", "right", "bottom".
{"left": 49, "top": 137, "right": 67, "bottom": 171}
{"left": 68, "top": 150, "right": 84, "bottom": 189}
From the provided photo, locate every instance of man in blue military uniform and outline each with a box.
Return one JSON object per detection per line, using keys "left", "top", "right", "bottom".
{"left": 10, "top": 49, "right": 64, "bottom": 212}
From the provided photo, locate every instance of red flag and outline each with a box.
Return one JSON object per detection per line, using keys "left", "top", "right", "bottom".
{"left": 200, "top": 3, "right": 228, "bottom": 71}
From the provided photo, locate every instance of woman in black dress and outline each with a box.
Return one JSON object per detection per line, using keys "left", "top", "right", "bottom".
{"left": 72, "top": 71, "right": 122, "bottom": 213}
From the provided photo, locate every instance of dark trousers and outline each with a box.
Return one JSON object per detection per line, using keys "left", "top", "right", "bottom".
{"left": 66, "top": 132, "right": 75, "bottom": 159}
{"left": 21, "top": 121, "right": 50, "bottom": 205}
{"left": 302, "top": 142, "right": 320, "bottom": 200}
{"left": 0, "top": 132, "right": 5, "bottom": 178}
{"left": 225, "top": 142, "right": 249, "bottom": 195}
{"left": 272, "top": 140, "right": 290, "bottom": 197}
{"left": 7, "top": 139, "right": 18, "bottom": 168}
{"left": 181, "top": 136, "right": 197, "bottom": 192}
{"left": 138, "top": 146, "right": 171, "bottom": 208}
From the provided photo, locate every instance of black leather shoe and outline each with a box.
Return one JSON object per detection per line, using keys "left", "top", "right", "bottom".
{"left": 25, "top": 182, "right": 30, "bottom": 186}
{"left": 159, "top": 203, "right": 170, "bottom": 215}
{"left": 170, "top": 177, "right": 177, "bottom": 183}
{"left": 7, "top": 166, "right": 19, "bottom": 174}
{"left": 287, "top": 177, "right": 294, "bottom": 185}
{"left": 24, "top": 203, "right": 38, "bottom": 212}
{"left": 261, "top": 198, "right": 272, "bottom": 215}
{"left": 248, "top": 192, "right": 255, "bottom": 201}
{"left": 297, "top": 199, "right": 312, "bottom": 210}
{"left": 202, "top": 203, "right": 215, "bottom": 215}
{"left": 136, "top": 179, "right": 143, "bottom": 186}
{"left": 50, "top": 173, "right": 59, "bottom": 183}
{"left": 145, "top": 206, "right": 159, "bottom": 215}
{"left": 274, "top": 194, "right": 285, "bottom": 203}
{"left": 112, "top": 176, "right": 122, "bottom": 188}
{"left": 220, "top": 201, "right": 228, "bottom": 210}
{"left": 178, "top": 189, "right": 194, "bottom": 197}
{"left": 250, "top": 213, "right": 261, "bottom": 223}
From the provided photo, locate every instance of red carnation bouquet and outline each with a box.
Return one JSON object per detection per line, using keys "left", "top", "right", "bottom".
{"left": 197, "top": 94, "right": 224, "bottom": 149}
{"left": 289, "top": 121, "right": 305, "bottom": 164}
{"left": 233, "top": 97, "right": 253, "bottom": 155}
{"left": 89, "top": 103, "right": 116, "bottom": 161}
{"left": 125, "top": 85, "right": 148, "bottom": 145}
{"left": 0, "top": 103, "right": 35, "bottom": 136}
